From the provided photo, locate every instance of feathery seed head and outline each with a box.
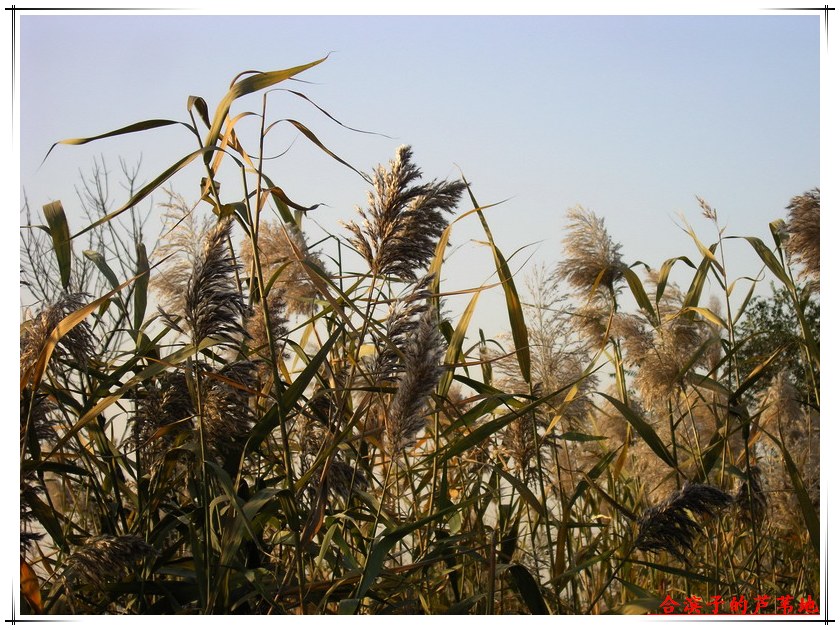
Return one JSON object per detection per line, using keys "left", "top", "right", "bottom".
{"left": 201, "top": 361, "right": 258, "bottom": 458}
{"left": 20, "top": 390, "right": 58, "bottom": 448}
{"left": 631, "top": 282, "right": 716, "bottom": 410}
{"left": 557, "top": 206, "right": 624, "bottom": 296}
{"left": 757, "top": 375, "right": 819, "bottom": 530}
{"left": 633, "top": 334, "right": 689, "bottom": 410}
{"left": 611, "top": 313, "right": 654, "bottom": 365}
{"left": 20, "top": 293, "right": 94, "bottom": 380}
{"left": 20, "top": 472, "right": 45, "bottom": 554}
{"left": 183, "top": 217, "right": 247, "bottom": 348}
{"left": 374, "top": 275, "right": 434, "bottom": 384}
{"left": 760, "top": 370, "right": 802, "bottom": 434}
{"left": 735, "top": 466, "right": 767, "bottom": 527}
{"left": 134, "top": 361, "right": 257, "bottom": 462}
{"left": 241, "top": 221, "right": 325, "bottom": 316}
{"left": 785, "top": 188, "right": 820, "bottom": 290}
{"left": 696, "top": 196, "right": 718, "bottom": 222}
{"left": 385, "top": 306, "right": 445, "bottom": 456}
{"left": 245, "top": 288, "right": 290, "bottom": 374}
{"left": 326, "top": 459, "right": 368, "bottom": 501}
{"left": 64, "top": 535, "right": 157, "bottom": 590}
{"left": 344, "top": 146, "right": 465, "bottom": 281}
{"left": 131, "top": 371, "right": 194, "bottom": 463}
{"left": 151, "top": 191, "right": 215, "bottom": 314}
{"left": 502, "top": 414, "right": 543, "bottom": 476}
{"left": 635, "top": 482, "right": 732, "bottom": 562}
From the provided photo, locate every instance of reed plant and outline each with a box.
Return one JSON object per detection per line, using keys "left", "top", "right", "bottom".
{"left": 20, "top": 58, "right": 819, "bottom": 615}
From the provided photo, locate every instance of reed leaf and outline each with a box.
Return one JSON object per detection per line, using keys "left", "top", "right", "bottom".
{"left": 621, "top": 263, "right": 656, "bottom": 323}
{"left": 767, "top": 433, "right": 820, "bottom": 557}
{"left": 466, "top": 184, "right": 531, "bottom": 384}
{"left": 43, "top": 118, "right": 185, "bottom": 164}
{"left": 598, "top": 393, "right": 676, "bottom": 469}
{"left": 42, "top": 201, "right": 72, "bottom": 291}
{"left": 202, "top": 57, "right": 328, "bottom": 165}
{"left": 505, "top": 564, "right": 549, "bottom": 614}
{"left": 134, "top": 241, "right": 149, "bottom": 334}
{"left": 437, "top": 290, "right": 480, "bottom": 398}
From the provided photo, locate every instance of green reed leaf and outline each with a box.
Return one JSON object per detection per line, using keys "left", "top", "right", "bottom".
{"left": 134, "top": 242, "right": 149, "bottom": 334}
{"left": 42, "top": 119, "right": 185, "bottom": 165}
{"left": 622, "top": 263, "right": 656, "bottom": 323}
{"left": 203, "top": 57, "right": 328, "bottom": 166}
{"left": 43, "top": 201, "right": 72, "bottom": 291}
{"left": 506, "top": 564, "right": 549, "bottom": 614}
{"left": 599, "top": 393, "right": 677, "bottom": 469}
{"left": 465, "top": 183, "right": 531, "bottom": 385}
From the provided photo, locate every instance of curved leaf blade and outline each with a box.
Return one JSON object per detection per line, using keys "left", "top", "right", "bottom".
{"left": 599, "top": 393, "right": 676, "bottom": 469}
{"left": 203, "top": 57, "right": 328, "bottom": 165}
{"left": 134, "top": 242, "right": 149, "bottom": 334}
{"left": 43, "top": 201, "right": 72, "bottom": 290}
{"left": 506, "top": 564, "right": 549, "bottom": 614}
{"left": 466, "top": 183, "right": 530, "bottom": 384}
{"left": 42, "top": 119, "right": 184, "bottom": 165}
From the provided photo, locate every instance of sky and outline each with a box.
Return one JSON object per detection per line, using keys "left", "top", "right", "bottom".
{"left": 16, "top": 7, "right": 825, "bottom": 339}
{"left": 8, "top": 2, "right": 836, "bottom": 625}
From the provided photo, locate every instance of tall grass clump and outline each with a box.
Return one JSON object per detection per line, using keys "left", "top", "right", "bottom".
{"left": 20, "top": 58, "right": 819, "bottom": 616}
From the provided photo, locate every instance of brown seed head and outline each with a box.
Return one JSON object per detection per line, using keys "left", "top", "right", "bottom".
{"left": 556, "top": 206, "right": 624, "bottom": 296}
{"left": 785, "top": 188, "right": 820, "bottom": 290}
{"left": 344, "top": 145, "right": 465, "bottom": 281}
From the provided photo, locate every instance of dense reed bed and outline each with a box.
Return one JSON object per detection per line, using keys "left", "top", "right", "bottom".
{"left": 20, "top": 59, "right": 819, "bottom": 615}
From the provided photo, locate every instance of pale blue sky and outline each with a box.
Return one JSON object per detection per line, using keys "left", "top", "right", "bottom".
{"left": 19, "top": 13, "right": 821, "bottom": 335}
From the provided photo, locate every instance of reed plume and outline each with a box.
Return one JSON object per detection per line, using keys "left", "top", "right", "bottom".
{"left": 295, "top": 400, "right": 366, "bottom": 503}
{"left": 632, "top": 329, "right": 691, "bottom": 411}
{"left": 785, "top": 188, "right": 820, "bottom": 290}
{"left": 610, "top": 313, "right": 653, "bottom": 365}
{"left": 696, "top": 196, "right": 718, "bottom": 222}
{"left": 634, "top": 482, "right": 732, "bottom": 562}
{"left": 151, "top": 191, "right": 214, "bottom": 314}
{"left": 132, "top": 361, "right": 257, "bottom": 461}
{"left": 153, "top": 207, "right": 246, "bottom": 348}
{"left": 344, "top": 145, "right": 465, "bottom": 281}
{"left": 241, "top": 220, "right": 324, "bottom": 316}
{"left": 20, "top": 390, "right": 57, "bottom": 447}
{"left": 628, "top": 279, "right": 716, "bottom": 411}
{"left": 327, "top": 460, "right": 368, "bottom": 499}
{"left": 502, "top": 414, "right": 542, "bottom": 476}
{"left": 494, "top": 356, "right": 593, "bottom": 474}
{"left": 556, "top": 206, "right": 624, "bottom": 297}
{"left": 504, "top": 266, "right": 595, "bottom": 427}
{"left": 201, "top": 360, "right": 258, "bottom": 457}
{"left": 131, "top": 371, "right": 194, "bottom": 463}
{"left": 20, "top": 293, "right": 94, "bottom": 380}
{"left": 571, "top": 297, "right": 614, "bottom": 349}
{"left": 652, "top": 275, "right": 706, "bottom": 349}
{"left": 703, "top": 295, "right": 724, "bottom": 371}
{"left": 757, "top": 371, "right": 820, "bottom": 529}
{"left": 587, "top": 385, "right": 641, "bottom": 446}
{"left": 181, "top": 217, "right": 247, "bottom": 348}
{"left": 735, "top": 466, "right": 767, "bottom": 527}
{"left": 385, "top": 306, "right": 445, "bottom": 455}
{"left": 20, "top": 472, "right": 45, "bottom": 554}
{"left": 306, "top": 458, "right": 368, "bottom": 504}
{"left": 245, "top": 288, "right": 289, "bottom": 373}
{"left": 760, "top": 370, "right": 803, "bottom": 435}
{"left": 373, "top": 274, "right": 434, "bottom": 384}
{"left": 64, "top": 535, "right": 157, "bottom": 590}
